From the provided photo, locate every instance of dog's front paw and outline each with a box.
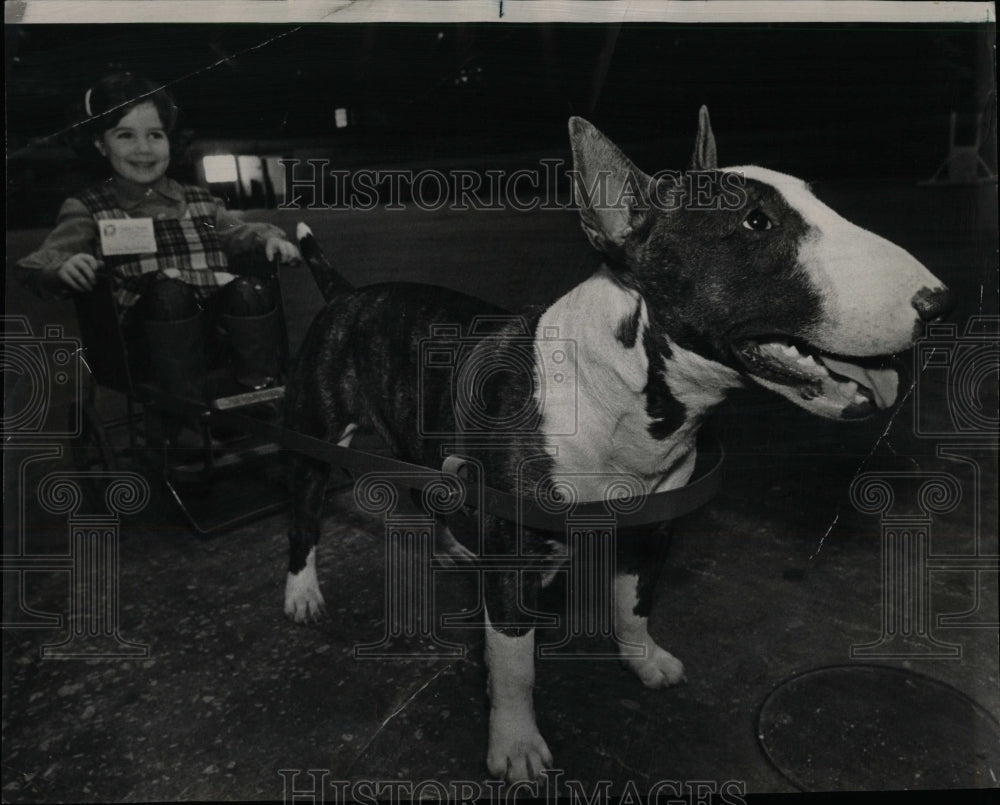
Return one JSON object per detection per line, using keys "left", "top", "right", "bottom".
{"left": 623, "top": 643, "right": 685, "bottom": 688}
{"left": 487, "top": 714, "right": 553, "bottom": 782}
{"left": 284, "top": 569, "right": 326, "bottom": 623}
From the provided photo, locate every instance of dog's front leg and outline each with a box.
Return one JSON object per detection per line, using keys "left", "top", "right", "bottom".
{"left": 614, "top": 571, "right": 685, "bottom": 687}
{"left": 484, "top": 570, "right": 552, "bottom": 782}
{"left": 614, "top": 527, "right": 685, "bottom": 687}
{"left": 484, "top": 619, "right": 553, "bottom": 782}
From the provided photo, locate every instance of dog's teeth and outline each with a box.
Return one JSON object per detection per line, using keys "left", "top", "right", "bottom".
{"left": 853, "top": 392, "right": 868, "bottom": 404}
{"left": 796, "top": 354, "right": 816, "bottom": 366}
{"left": 780, "top": 343, "right": 797, "bottom": 356}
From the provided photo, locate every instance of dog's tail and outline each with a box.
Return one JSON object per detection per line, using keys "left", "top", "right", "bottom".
{"left": 296, "top": 222, "right": 355, "bottom": 302}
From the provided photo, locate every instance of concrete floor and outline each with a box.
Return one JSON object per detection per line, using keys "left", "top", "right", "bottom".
{"left": 3, "top": 181, "right": 998, "bottom": 800}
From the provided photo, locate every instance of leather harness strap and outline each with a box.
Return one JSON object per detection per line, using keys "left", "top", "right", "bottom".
{"left": 202, "top": 403, "right": 724, "bottom": 532}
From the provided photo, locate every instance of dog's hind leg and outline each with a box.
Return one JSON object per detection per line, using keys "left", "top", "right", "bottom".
{"left": 283, "top": 399, "right": 353, "bottom": 622}
{"left": 285, "top": 453, "right": 330, "bottom": 623}
{"left": 614, "top": 525, "right": 685, "bottom": 688}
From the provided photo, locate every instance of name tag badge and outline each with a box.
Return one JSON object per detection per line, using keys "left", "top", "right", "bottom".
{"left": 99, "top": 218, "right": 157, "bottom": 256}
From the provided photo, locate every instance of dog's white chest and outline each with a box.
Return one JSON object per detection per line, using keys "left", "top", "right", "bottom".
{"left": 534, "top": 272, "right": 713, "bottom": 499}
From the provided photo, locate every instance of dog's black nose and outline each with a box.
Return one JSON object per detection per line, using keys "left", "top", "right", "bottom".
{"left": 912, "top": 287, "right": 955, "bottom": 322}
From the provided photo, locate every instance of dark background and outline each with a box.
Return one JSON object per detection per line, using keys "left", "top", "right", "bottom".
{"left": 5, "top": 23, "right": 996, "bottom": 226}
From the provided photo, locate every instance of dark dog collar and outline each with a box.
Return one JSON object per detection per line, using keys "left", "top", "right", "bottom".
{"left": 438, "top": 438, "right": 723, "bottom": 532}
{"left": 278, "top": 422, "right": 721, "bottom": 532}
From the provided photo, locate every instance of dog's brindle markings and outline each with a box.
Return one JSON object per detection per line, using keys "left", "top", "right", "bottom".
{"left": 284, "top": 108, "right": 952, "bottom": 782}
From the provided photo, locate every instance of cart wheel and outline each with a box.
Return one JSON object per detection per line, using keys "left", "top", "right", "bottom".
{"left": 68, "top": 399, "right": 119, "bottom": 508}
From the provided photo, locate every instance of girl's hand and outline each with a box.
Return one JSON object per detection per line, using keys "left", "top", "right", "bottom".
{"left": 50, "top": 253, "right": 99, "bottom": 292}
{"left": 264, "top": 237, "right": 301, "bottom": 265}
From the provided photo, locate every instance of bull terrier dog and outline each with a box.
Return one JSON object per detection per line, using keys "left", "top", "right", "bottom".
{"left": 283, "top": 107, "right": 951, "bottom": 781}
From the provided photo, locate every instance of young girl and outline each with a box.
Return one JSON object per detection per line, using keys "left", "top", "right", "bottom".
{"left": 18, "top": 72, "right": 301, "bottom": 402}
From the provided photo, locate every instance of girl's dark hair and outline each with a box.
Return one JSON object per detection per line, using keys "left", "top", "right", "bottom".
{"left": 75, "top": 73, "right": 177, "bottom": 147}
{"left": 69, "top": 72, "right": 185, "bottom": 163}
{"left": 82, "top": 72, "right": 178, "bottom": 135}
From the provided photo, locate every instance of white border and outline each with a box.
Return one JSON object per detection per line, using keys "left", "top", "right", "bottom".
{"left": 5, "top": 0, "right": 997, "bottom": 25}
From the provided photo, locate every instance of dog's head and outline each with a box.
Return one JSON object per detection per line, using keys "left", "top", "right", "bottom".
{"left": 568, "top": 109, "right": 952, "bottom": 420}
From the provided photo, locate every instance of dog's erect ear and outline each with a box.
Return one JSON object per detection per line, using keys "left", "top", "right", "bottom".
{"left": 689, "top": 105, "right": 718, "bottom": 171}
{"left": 569, "top": 116, "right": 653, "bottom": 258}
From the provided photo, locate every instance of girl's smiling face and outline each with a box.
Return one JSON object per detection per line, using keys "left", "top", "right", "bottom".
{"left": 95, "top": 101, "right": 170, "bottom": 186}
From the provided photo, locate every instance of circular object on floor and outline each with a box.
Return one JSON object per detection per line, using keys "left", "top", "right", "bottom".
{"left": 757, "top": 664, "right": 1000, "bottom": 791}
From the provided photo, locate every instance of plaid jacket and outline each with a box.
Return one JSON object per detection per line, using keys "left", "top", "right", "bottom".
{"left": 77, "top": 183, "right": 231, "bottom": 309}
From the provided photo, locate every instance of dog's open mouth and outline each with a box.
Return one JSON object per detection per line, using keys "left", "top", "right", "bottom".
{"left": 733, "top": 338, "right": 899, "bottom": 413}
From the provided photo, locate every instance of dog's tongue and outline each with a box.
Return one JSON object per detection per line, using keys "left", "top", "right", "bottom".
{"left": 819, "top": 356, "right": 899, "bottom": 409}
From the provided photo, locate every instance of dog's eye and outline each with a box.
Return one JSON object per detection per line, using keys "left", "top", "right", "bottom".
{"left": 742, "top": 209, "right": 773, "bottom": 231}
